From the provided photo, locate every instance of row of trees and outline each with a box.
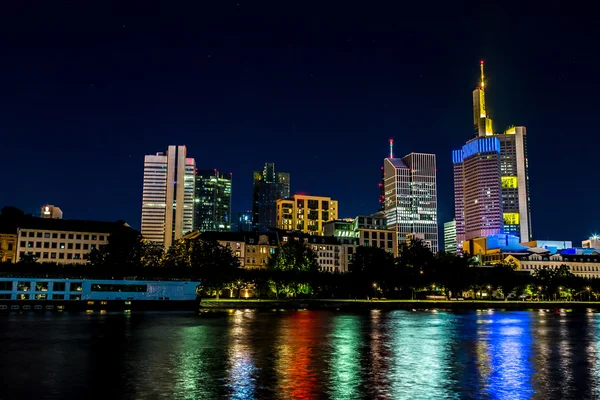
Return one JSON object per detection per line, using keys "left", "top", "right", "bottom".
{"left": 4, "top": 220, "right": 600, "bottom": 301}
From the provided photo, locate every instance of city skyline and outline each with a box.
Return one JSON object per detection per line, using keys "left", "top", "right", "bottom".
{"left": 2, "top": 3, "right": 599, "bottom": 244}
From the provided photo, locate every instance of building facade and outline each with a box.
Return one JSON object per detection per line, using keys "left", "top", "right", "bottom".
{"left": 453, "top": 137, "right": 503, "bottom": 241}
{"left": 384, "top": 153, "right": 438, "bottom": 252}
{"left": 583, "top": 236, "right": 600, "bottom": 249}
{"left": 510, "top": 253, "right": 600, "bottom": 280}
{"left": 0, "top": 233, "right": 17, "bottom": 263}
{"left": 232, "top": 211, "right": 254, "bottom": 232}
{"left": 276, "top": 194, "right": 338, "bottom": 235}
{"left": 15, "top": 219, "right": 133, "bottom": 264}
{"left": 141, "top": 145, "right": 196, "bottom": 248}
{"left": 444, "top": 220, "right": 457, "bottom": 253}
{"left": 460, "top": 61, "right": 532, "bottom": 242}
{"left": 193, "top": 169, "right": 232, "bottom": 232}
{"left": 252, "top": 163, "right": 290, "bottom": 229}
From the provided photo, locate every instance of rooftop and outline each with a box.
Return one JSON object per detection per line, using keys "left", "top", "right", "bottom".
{"left": 18, "top": 218, "right": 132, "bottom": 234}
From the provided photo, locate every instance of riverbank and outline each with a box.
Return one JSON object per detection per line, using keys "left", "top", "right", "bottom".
{"left": 199, "top": 298, "right": 600, "bottom": 311}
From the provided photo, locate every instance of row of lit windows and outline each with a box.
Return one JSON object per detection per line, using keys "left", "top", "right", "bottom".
{"left": 21, "top": 241, "right": 98, "bottom": 251}
{"left": 19, "top": 251, "right": 88, "bottom": 261}
{"left": 0, "top": 281, "right": 83, "bottom": 292}
{"left": 20, "top": 232, "right": 105, "bottom": 241}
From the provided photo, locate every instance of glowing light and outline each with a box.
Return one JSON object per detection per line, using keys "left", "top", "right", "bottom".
{"left": 501, "top": 176, "right": 518, "bottom": 189}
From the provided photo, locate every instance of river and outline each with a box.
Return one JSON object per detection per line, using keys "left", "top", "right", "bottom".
{"left": 1, "top": 309, "right": 598, "bottom": 399}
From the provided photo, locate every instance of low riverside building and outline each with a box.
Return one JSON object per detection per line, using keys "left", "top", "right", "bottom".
{"left": 506, "top": 253, "right": 600, "bottom": 279}
{"left": 323, "top": 212, "right": 398, "bottom": 257}
{"left": 185, "top": 230, "right": 348, "bottom": 273}
{"left": 15, "top": 218, "right": 134, "bottom": 264}
{"left": 183, "top": 231, "right": 278, "bottom": 269}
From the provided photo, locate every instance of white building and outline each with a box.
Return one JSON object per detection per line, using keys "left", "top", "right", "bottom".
{"left": 513, "top": 253, "right": 600, "bottom": 280}
{"left": 384, "top": 152, "right": 438, "bottom": 252}
{"left": 16, "top": 218, "right": 133, "bottom": 264}
{"left": 141, "top": 145, "right": 195, "bottom": 248}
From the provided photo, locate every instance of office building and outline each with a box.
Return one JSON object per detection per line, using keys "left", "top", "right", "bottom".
{"left": 464, "top": 61, "right": 532, "bottom": 241}
{"left": 232, "top": 211, "right": 254, "bottom": 232}
{"left": 252, "top": 163, "right": 290, "bottom": 229}
{"left": 193, "top": 170, "right": 232, "bottom": 232}
{"left": 16, "top": 218, "right": 133, "bottom": 264}
{"left": 384, "top": 150, "right": 438, "bottom": 252}
{"left": 41, "top": 205, "right": 63, "bottom": 219}
{"left": 452, "top": 137, "right": 503, "bottom": 241}
{"left": 141, "top": 145, "right": 195, "bottom": 248}
{"left": 444, "top": 220, "right": 457, "bottom": 253}
{"left": 276, "top": 194, "right": 338, "bottom": 235}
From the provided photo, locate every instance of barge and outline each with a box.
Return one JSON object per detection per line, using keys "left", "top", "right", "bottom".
{"left": 0, "top": 277, "right": 201, "bottom": 312}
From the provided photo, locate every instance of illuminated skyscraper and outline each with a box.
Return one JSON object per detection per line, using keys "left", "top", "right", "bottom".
{"left": 384, "top": 148, "right": 438, "bottom": 252}
{"left": 252, "top": 163, "right": 290, "bottom": 229}
{"left": 193, "top": 170, "right": 232, "bottom": 232}
{"left": 453, "top": 137, "right": 503, "bottom": 241}
{"left": 141, "top": 145, "right": 196, "bottom": 248}
{"left": 453, "top": 62, "right": 532, "bottom": 246}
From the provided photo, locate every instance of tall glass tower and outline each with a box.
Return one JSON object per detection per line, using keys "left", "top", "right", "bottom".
{"left": 141, "top": 145, "right": 196, "bottom": 248}
{"left": 452, "top": 61, "right": 532, "bottom": 249}
{"left": 252, "top": 163, "right": 290, "bottom": 229}
{"left": 193, "top": 170, "right": 232, "bottom": 232}
{"left": 384, "top": 151, "right": 438, "bottom": 252}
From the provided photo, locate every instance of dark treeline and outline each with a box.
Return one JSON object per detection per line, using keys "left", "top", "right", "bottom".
{"left": 2, "top": 222, "right": 600, "bottom": 301}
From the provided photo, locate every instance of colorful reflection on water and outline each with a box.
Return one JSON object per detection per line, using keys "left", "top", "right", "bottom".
{"left": 2, "top": 309, "right": 600, "bottom": 399}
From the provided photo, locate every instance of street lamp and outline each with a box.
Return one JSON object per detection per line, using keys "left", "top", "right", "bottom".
{"left": 586, "top": 286, "right": 592, "bottom": 302}
{"left": 372, "top": 283, "right": 377, "bottom": 299}
{"left": 557, "top": 286, "right": 563, "bottom": 301}
{"left": 538, "top": 286, "right": 543, "bottom": 301}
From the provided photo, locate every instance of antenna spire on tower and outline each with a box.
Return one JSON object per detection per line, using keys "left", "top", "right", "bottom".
{"left": 480, "top": 60, "right": 485, "bottom": 89}
{"left": 389, "top": 139, "right": 394, "bottom": 158}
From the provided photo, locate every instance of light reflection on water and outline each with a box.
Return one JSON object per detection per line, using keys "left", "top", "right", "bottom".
{"left": 1, "top": 310, "right": 600, "bottom": 399}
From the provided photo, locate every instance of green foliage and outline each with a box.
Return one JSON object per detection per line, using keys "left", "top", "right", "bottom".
{"left": 267, "top": 239, "right": 319, "bottom": 273}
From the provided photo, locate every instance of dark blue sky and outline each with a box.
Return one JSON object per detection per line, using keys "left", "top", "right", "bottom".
{"left": 1, "top": 1, "right": 598, "bottom": 244}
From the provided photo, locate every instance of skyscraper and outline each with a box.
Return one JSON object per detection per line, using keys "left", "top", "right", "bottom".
{"left": 453, "top": 61, "right": 532, "bottom": 245}
{"left": 452, "top": 137, "right": 503, "bottom": 241}
{"left": 252, "top": 163, "right": 290, "bottom": 229}
{"left": 443, "top": 220, "right": 457, "bottom": 253}
{"left": 384, "top": 149, "right": 438, "bottom": 252}
{"left": 141, "top": 145, "right": 195, "bottom": 248}
{"left": 193, "top": 170, "right": 232, "bottom": 232}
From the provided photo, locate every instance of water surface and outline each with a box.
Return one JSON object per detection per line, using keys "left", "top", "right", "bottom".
{"left": 1, "top": 309, "right": 598, "bottom": 399}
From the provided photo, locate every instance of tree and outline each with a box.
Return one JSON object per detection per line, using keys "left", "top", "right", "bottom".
{"left": 140, "top": 241, "right": 165, "bottom": 268}
{"left": 88, "top": 223, "right": 143, "bottom": 268}
{"left": 268, "top": 239, "right": 319, "bottom": 272}
{"left": 0, "top": 206, "right": 30, "bottom": 234}
{"left": 19, "top": 252, "right": 39, "bottom": 265}
{"left": 267, "top": 239, "right": 319, "bottom": 298}
{"left": 349, "top": 245, "right": 396, "bottom": 296}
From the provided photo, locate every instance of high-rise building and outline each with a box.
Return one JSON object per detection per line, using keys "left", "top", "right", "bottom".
{"left": 384, "top": 150, "right": 438, "bottom": 252}
{"left": 452, "top": 137, "right": 503, "bottom": 241}
{"left": 276, "top": 194, "right": 338, "bottom": 234}
{"left": 232, "top": 211, "right": 254, "bottom": 232}
{"left": 193, "top": 170, "right": 232, "bottom": 232}
{"left": 453, "top": 61, "right": 532, "bottom": 244}
{"left": 444, "top": 220, "right": 457, "bottom": 253}
{"left": 252, "top": 163, "right": 290, "bottom": 229}
{"left": 141, "top": 145, "right": 195, "bottom": 248}
{"left": 498, "top": 126, "right": 531, "bottom": 241}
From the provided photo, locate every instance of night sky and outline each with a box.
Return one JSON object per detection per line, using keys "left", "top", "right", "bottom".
{"left": 2, "top": 2, "right": 598, "bottom": 244}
